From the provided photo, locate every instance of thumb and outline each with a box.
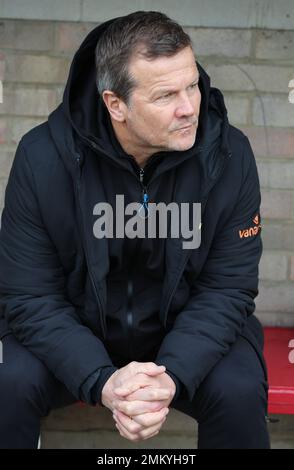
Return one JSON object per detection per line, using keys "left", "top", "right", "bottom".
{"left": 114, "top": 364, "right": 166, "bottom": 397}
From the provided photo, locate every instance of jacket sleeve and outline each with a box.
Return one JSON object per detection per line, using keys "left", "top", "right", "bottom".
{"left": 154, "top": 136, "right": 263, "bottom": 402}
{"left": 0, "top": 141, "right": 117, "bottom": 402}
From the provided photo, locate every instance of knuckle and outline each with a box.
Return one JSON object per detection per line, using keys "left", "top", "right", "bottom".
{"left": 138, "top": 430, "right": 145, "bottom": 439}
{"left": 140, "top": 418, "right": 150, "bottom": 427}
{"left": 130, "top": 423, "right": 141, "bottom": 433}
{"left": 116, "top": 403, "right": 123, "bottom": 412}
{"left": 125, "top": 405, "right": 132, "bottom": 415}
{"left": 153, "top": 402, "right": 162, "bottom": 412}
{"left": 129, "top": 423, "right": 142, "bottom": 434}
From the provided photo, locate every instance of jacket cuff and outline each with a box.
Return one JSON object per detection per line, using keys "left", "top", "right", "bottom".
{"left": 153, "top": 360, "right": 184, "bottom": 404}
{"left": 164, "top": 369, "right": 183, "bottom": 404}
{"left": 80, "top": 366, "right": 118, "bottom": 406}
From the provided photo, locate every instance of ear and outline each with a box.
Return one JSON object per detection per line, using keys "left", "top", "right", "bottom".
{"left": 102, "top": 90, "right": 127, "bottom": 123}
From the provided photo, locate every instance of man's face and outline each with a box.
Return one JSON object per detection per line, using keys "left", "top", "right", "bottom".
{"left": 123, "top": 46, "right": 201, "bottom": 154}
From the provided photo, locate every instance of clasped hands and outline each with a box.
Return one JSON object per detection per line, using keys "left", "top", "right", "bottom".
{"left": 101, "top": 361, "right": 176, "bottom": 442}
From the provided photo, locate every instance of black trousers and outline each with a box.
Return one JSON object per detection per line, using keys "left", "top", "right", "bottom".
{"left": 0, "top": 333, "right": 270, "bottom": 449}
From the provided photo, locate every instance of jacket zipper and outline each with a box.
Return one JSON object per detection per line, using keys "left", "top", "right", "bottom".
{"left": 73, "top": 149, "right": 159, "bottom": 340}
{"left": 77, "top": 141, "right": 228, "bottom": 336}
{"left": 75, "top": 154, "right": 106, "bottom": 338}
{"left": 125, "top": 167, "right": 148, "bottom": 352}
{"left": 90, "top": 141, "right": 155, "bottom": 208}
{"left": 138, "top": 167, "right": 149, "bottom": 218}
{"left": 90, "top": 140, "right": 202, "bottom": 218}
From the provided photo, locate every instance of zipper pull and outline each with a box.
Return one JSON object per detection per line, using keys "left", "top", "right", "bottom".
{"left": 143, "top": 191, "right": 149, "bottom": 206}
{"left": 138, "top": 189, "right": 149, "bottom": 219}
{"left": 138, "top": 167, "right": 149, "bottom": 219}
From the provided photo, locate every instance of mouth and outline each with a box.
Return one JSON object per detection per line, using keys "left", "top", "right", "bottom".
{"left": 179, "top": 125, "right": 193, "bottom": 130}
{"left": 174, "top": 124, "right": 195, "bottom": 132}
{"left": 173, "top": 122, "right": 197, "bottom": 132}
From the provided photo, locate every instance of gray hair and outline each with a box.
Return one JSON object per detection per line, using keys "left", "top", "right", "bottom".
{"left": 95, "top": 11, "right": 193, "bottom": 105}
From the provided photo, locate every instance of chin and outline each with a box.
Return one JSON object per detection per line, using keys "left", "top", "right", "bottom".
{"left": 171, "top": 136, "right": 196, "bottom": 152}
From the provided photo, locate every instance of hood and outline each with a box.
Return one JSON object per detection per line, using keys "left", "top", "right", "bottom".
{"left": 48, "top": 17, "right": 231, "bottom": 187}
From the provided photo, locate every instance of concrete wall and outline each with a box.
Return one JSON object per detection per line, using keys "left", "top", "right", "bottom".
{"left": 0, "top": 0, "right": 293, "bottom": 29}
{"left": 0, "top": 2, "right": 293, "bottom": 327}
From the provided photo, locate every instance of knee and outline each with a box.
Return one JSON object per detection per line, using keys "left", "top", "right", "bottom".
{"left": 0, "top": 337, "right": 52, "bottom": 409}
{"left": 203, "top": 369, "right": 268, "bottom": 415}
{"left": 1, "top": 358, "right": 46, "bottom": 406}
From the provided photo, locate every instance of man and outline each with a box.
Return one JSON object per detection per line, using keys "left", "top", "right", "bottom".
{"left": 0, "top": 11, "right": 270, "bottom": 448}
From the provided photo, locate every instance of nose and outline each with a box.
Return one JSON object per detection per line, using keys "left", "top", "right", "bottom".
{"left": 175, "top": 92, "right": 195, "bottom": 118}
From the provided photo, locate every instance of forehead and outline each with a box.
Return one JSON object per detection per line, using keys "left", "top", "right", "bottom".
{"left": 129, "top": 47, "right": 198, "bottom": 91}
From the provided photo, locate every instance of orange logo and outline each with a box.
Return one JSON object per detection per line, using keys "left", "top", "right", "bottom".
{"left": 239, "top": 214, "right": 261, "bottom": 239}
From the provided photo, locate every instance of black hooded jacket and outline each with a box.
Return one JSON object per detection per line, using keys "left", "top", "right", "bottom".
{"left": 0, "top": 19, "right": 267, "bottom": 406}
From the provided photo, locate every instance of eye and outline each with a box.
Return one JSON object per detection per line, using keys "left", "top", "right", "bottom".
{"left": 158, "top": 92, "right": 174, "bottom": 100}
{"left": 189, "top": 82, "right": 199, "bottom": 90}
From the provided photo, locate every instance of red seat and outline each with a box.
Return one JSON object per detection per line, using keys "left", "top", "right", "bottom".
{"left": 263, "top": 327, "right": 294, "bottom": 415}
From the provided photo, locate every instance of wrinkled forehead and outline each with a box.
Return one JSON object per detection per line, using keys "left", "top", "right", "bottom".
{"left": 128, "top": 46, "right": 199, "bottom": 91}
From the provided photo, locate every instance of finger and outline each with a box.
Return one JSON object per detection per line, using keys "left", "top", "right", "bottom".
{"left": 114, "top": 399, "right": 163, "bottom": 416}
{"left": 115, "top": 421, "right": 141, "bottom": 442}
{"left": 115, "top": 423, "right": 140, "bottom": 442}
{"left": 142, "top": 429, "right": 160, "bottom": 440}
{"left": 113, "top": 410, "right": 144, "bottom": 434}
{"left": 112, "top": 363, "right": 163, "bottom": 394}
{"left": 113, "top": 372, "right": 156, "bottom": 397}
{"left": 123, "top": 387, "right": 171, "bottom": 402}
{"left": 114, "top": 407, "right": 168, "bottom": 432}
{"left": 132, "top": 408, "right": 169, "bottom": 428}
{"left": 133, "top": 362, "right": 166, "bottom": 376}
{"left": 115, "top": 417, "right": 164, "bottom": 442}
{"left": 138, "top": 418, "right": 167, "bottom": 439}
{"left": 114, "top": 374, "right": 152, "bottom": 397}
{"left": 133, "top": 408, "right": 169, "bottom": 428}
